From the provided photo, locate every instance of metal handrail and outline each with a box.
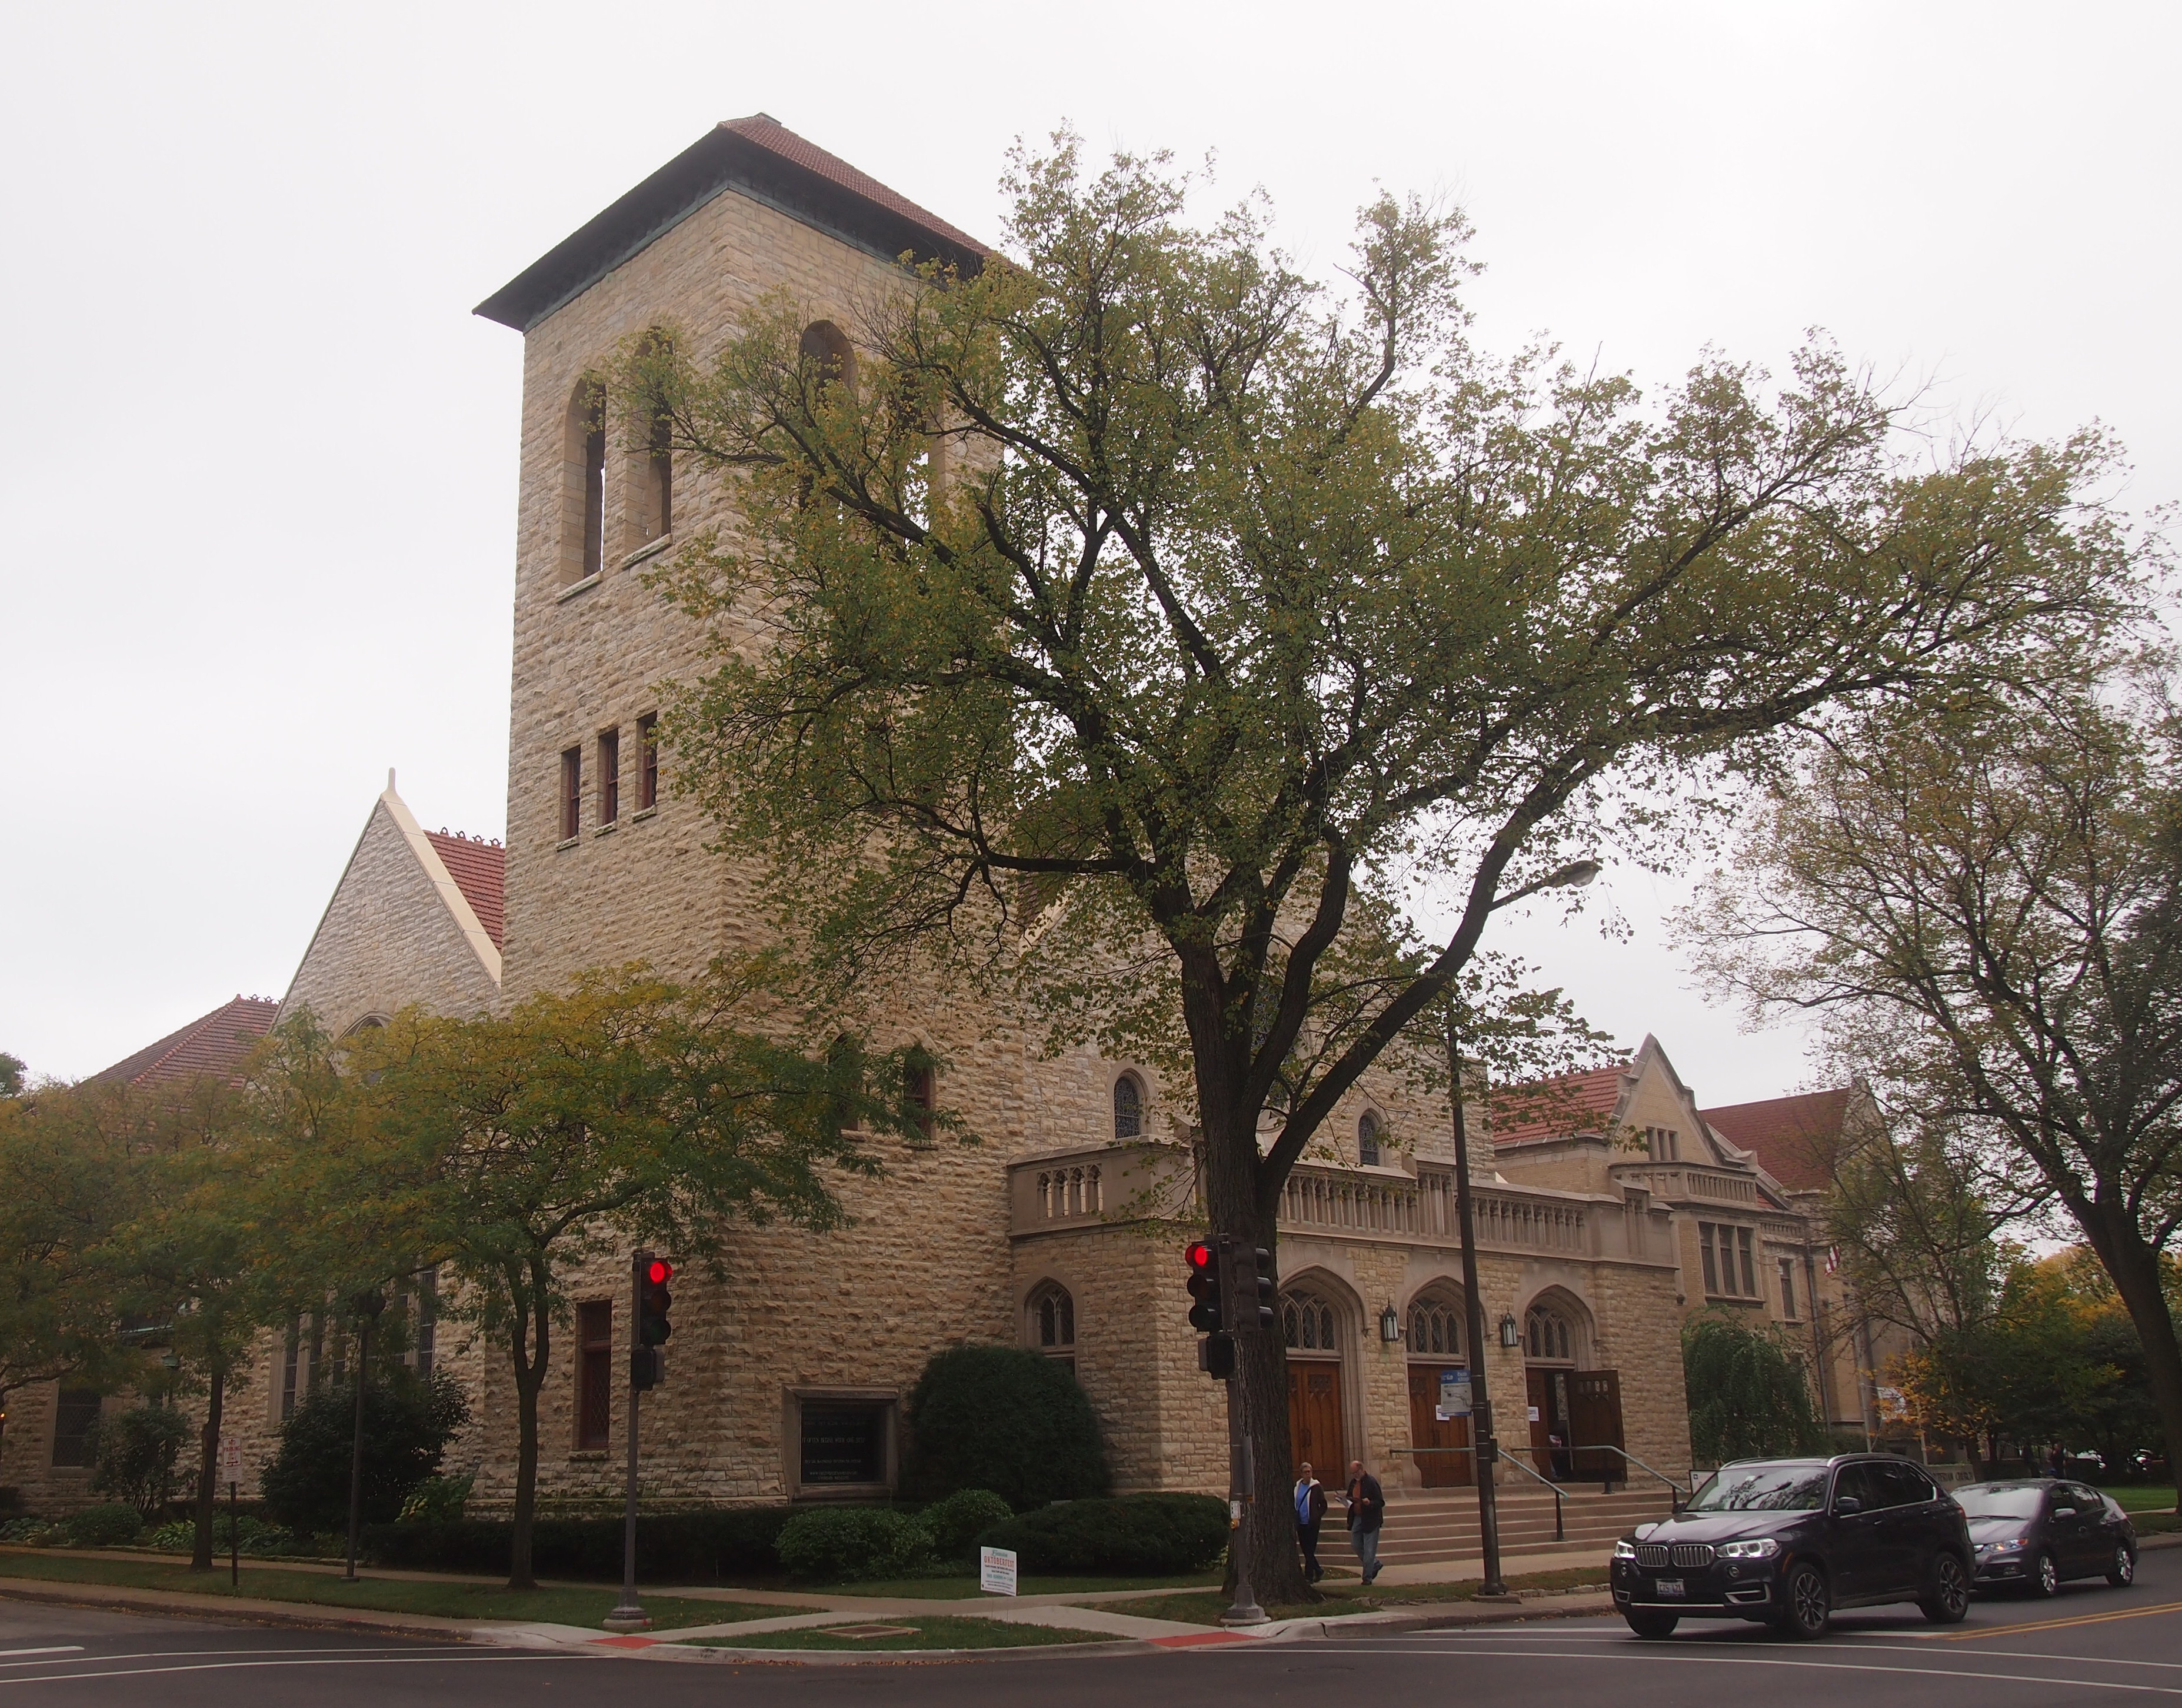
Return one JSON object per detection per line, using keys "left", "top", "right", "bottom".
{"left": 1574, "top": 1444, "right": 1690, "bottom": 1507}
{"left": 1493, "top": 1448, "right": 1567, "bottom": 1541}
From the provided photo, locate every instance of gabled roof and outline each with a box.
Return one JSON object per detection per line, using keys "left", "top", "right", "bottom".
{"left": 1490, "top": 1063, "right": 1630, "bottom": 1147}
{"left": 422, "top": 830, "right": 505, "bottom": 952}
{"left": 1701, "top": 1088, "right": 1853, "bottom": 1194}
{"left": 475, "top": 114, "right": 987, "bottom": 333}
{"left": 93, "top": 996, "right": 277, "bottom": 1088}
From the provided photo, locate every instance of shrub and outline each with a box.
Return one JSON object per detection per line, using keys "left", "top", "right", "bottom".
{"left": 89, "top": 1405, "right": 189, "bottom": 1522}
{"left": 902, "top": 1347, "right": 1109, "bottom": 1510}
{"left": 145, "top": 1514, "right": 300, "bottom": 1556}
{"left": 260, "top": 1370, "right": 468, "bottom": 1535}
{"left": 973, "top": 1493, "right": 1228, "bottom": 1576}
{"left": 364, "top": 1506, "right": 791, "bottom": 1580}
{"left": 774, "top": 1507, "right": 934, "bottom": 1582}
{"left": 397, "top": 1472, "right": 472, "bottom": 1524}
{"left": 59, "top": 1503, "right": 144, "bottom": 1549}
{"left": 1682, "top": 1311, "right": 1827, "bottom": 1464}
{"left": 921, "top": 1487, "right": 1013, "bottom": 1561}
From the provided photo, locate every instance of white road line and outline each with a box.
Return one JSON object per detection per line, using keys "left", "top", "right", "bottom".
{"left": 0, "top": 1644, "right": 471, "bottom": 1669}
{"left": 1411, "top": 1629, "right": 2182, "bottom": 1669}
{"left": 0, "top": 1655, "right": 78, "bottom": 1663}
{"left": 0, "top": 1653, "right": 580, "bottom": 1688}
{"left": 1225, "top": 1642, "right": 2182, "bottom": 1695}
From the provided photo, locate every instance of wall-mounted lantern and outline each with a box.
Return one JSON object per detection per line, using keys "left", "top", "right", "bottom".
{"left": 1380, "top": 1301, "right": 1403, "bottom": 1343}
{"left": 1498, "top": 1312, "right": 1521, "bottom": 1349}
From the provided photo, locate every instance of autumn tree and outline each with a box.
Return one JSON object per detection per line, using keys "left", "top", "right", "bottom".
{"left": 1694, "top": 671, "right": 2182, "bottom": 1497}
{"left": 313, "top": 966, "right": 926, "bottom": 1590}
{"left": 630, "top": 135, "right": 2138, "bottom": 1600}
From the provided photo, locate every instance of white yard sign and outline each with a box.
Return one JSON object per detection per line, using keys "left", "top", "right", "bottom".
{"left": 978, "top": 1545, "right": 1019, "bottom": 1596}
{"left": 218, "top": 1435, "right": 243, "bottom": 1486}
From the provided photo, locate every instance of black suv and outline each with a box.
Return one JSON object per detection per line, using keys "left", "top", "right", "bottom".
{"left": 1611, "top": 1454, "right": 1974, "bottom": 1639}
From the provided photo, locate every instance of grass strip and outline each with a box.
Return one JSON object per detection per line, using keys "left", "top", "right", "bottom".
{"left": 0, "top": 1552, "right": 794, "bottom": 1630}
{"left": 772, "top": 1571, "right": 1223, "bottom": 1600}
{"left": 2097, "top": 1486, "right": 2180, "bottom": 1516}
{"left": 1117, "top": 1564, "right": 1610, "bottom": 1627}
{"left": 688, "top": 1615, "right": 1104, "bottom": 1651}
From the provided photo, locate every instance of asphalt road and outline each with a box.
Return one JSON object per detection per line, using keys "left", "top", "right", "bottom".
{"left": 1, "top": 1546, "right": 2177, "bottom": 1704}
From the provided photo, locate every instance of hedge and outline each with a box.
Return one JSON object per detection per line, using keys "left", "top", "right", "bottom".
{"left": 902, "top": 1346, "right": 1109, "bottom": 1510}
{"left": 364, "top": 1506, "right": 791, "bottom": 1581}
{"left": 775, "top": 1507, "right": 932, "bottom": 1580}
{"left": 973, "top": 1493, "right": 1228, "bottom": 1576}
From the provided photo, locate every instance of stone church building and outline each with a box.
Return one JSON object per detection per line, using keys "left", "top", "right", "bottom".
{"left": 4, "top": 119, "right": 1891, "bottom": 1527}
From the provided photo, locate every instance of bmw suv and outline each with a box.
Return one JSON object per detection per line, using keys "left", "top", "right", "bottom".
{"left": 1611, "top": 1454, "right": 1975, "bottom": 1639}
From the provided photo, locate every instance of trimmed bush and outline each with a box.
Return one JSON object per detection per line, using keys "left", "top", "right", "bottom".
{"left": 396, "top": 1473, "right": 472, "bottom": 1524}
{"left": 363, "top": 1506, "right": 792, "bottom": 1582}
{"left": 921, "top": 1487, "right": 1012, "bottom": 1561}
{"left": 973, "top": 1493, "right": 1228, "bottom": 1576}
{"left": 775, "top": 1507, "right": 934, "bottom": 1582}
{"left": 260, "top": 1371, "right": 467, "bottom": 1535}
{"left": 60, "top": 1503, "right": 144, "bottom": 1548}
{"left": 902, "top": 1347, "right": 1109, "bottom": 1510}
{"left": 89, "top": 1405, "right": 189, "bottom": 1522}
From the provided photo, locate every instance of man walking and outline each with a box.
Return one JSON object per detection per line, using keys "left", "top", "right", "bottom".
{"left": 1294, "top": 1461, "right": 1327, "bottom": 1582}
{"left": 1344, "top": 1458, "right": 1385, "bottom": 1586}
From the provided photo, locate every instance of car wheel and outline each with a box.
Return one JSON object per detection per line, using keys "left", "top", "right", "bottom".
{"left": 2107, "top": 1544, "right": 2136, "bottom": 1589}
{"left": 1624, "top": 1611, "right": 1679, "bottom": 1639}
{"left": 1773, "top": 1561, "right": 1831, "bottom": 1639}
{"left": 1919, "top": 1552, "right": 1971, "bottom": 1624}
{"left": 2030, "top": 1550, "right": 2060, "bottom": 1598}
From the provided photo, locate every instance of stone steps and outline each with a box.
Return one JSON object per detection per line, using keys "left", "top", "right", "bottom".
{"left": 1322, "top": 1486, "right": 1675, "bottom": 1569}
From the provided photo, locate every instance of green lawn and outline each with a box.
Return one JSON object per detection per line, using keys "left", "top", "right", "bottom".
{"left": 0, "top": 1552, "right": 797, "bottom": 1630}
{"left": 1116, "top": 1564, "right": 1608, "bottom": 1627}
{"left": 783, "top": 1571, "right": 1224, "bottom": 1600}
{"left": 2098, "top": 1486, "right": 2179, "bottom": 1515}
{"left": 688, "top": 1616, "right": 1104, "bottom": 1651}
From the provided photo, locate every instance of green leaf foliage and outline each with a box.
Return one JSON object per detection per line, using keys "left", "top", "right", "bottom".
{"left": 920, "top": 1487, "right": 1014, "bottom": 1561}
{"left": 89, "top": 1404, "right": 190, "bottom": 1521}
{"left": 1682, "top": 1311, "right": 1828, "bottom": 1464}
{"left": 258, "top": 1370, "right": 467, "bottom": 1536}
{"left": 902, "top": 1346, "right": 1110, "bottom": 1510}
{"left": 973, "top": 1493, "right": 1229, "bottom": 1576}
{"left": 774, "top": 1507, "right": 934, "bottom": 1581}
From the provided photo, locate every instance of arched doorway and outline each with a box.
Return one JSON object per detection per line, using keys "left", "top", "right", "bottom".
{"left": 1521, "top": 1289, "right": 1624, "bottom": 1481}
{"left": 1405, "top": 1284, "right": 1472, "bottom": 1487}
{"left": 1280, "top": 1285, "right": 1346, "bottom": 1477}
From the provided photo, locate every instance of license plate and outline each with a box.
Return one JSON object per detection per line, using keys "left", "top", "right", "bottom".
{"left": 1654, "top": 1579, "right": 1687, "bottom": 1599}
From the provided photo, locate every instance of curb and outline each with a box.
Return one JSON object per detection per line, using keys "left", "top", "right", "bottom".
{"left": 0, "top": 1577, "right": 481, "bottom": 1642}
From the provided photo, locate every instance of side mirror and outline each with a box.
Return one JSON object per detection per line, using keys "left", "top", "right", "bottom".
{"left": 2053, "top": 1507, "right": 2076, "bottom": 1519}
{"left": 1834, "top": 1496, "right": 1864, "bottom": 1516}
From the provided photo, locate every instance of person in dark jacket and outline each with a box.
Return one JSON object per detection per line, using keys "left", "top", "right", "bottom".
{"left": 1344, "top": 1459, "right": 1386, "bottom": 1585}
{"left": 1294, "top": 1462, "right": 1328, "bottom": 1582}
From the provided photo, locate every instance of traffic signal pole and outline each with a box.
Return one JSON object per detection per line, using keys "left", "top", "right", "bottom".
{"left": 606, "top": 1251, "right": 651, "bottom": 1633}
{"left": 1448, "top": 1019, "right": 1507, "bottom": 1596}
{"left": 1220, "top": 1240, "right": 1267, "bottom": 1626}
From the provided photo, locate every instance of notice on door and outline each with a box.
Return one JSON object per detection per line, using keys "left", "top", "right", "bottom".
{"left": 979, "top": 1546, "right": 1019, "bottom": 1596}
{"left": 1435, "top": 1367, "right": 1472, "bottom": 1420}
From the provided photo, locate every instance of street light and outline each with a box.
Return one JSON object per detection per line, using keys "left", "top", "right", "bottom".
{"left": 1450, "top": 854, "right": 1597, "bottom": 1596}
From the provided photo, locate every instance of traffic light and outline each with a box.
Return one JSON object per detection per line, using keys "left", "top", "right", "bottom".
{"left": 1185, "top": 1240, "right": 1222, "bottom": 1332}
{"left": 631, "top": 1253, "right": 673, "bottom": 1392}
{"left": 1244, "top": 1246, "right": 1275, "bottom": 1331}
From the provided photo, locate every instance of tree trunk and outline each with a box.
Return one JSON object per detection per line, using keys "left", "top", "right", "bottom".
{"left": 188, "top": 1359, "right": 226, "bottom": 1572}
{"left": 2081, "top": 1206, "right": 2182, "bottom": 1509}
{"left": 1197, "top": 1094, "right": 1312, "bottom": 1609}
{"left": 506, "top": 1287, "right": 549, "bottom": 1591}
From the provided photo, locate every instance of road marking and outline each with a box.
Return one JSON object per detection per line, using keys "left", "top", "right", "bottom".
{"left": 1411, "top": 1633, "right": 2182, "bottom": 1672}
{"left": 1946, "top": 1599, "right": 2182, "bottom": 1640}
{"left": 1233, "top": 1642, "right": 2182, "bottom": 1696}
{"left": 0, "top": 1653, "right": 578, "bottom": 1687}
{"left": 0, "top": 1653, "right": 78, "bottom": 1662}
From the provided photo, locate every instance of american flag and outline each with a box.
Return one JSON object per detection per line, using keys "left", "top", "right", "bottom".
{"left": 1824, "top": 1246, "right": 1840, "bottom": 1274}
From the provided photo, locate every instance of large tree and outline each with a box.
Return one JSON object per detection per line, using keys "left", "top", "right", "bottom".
{"left": 1693, "top": 672, "right": 2182, "bottom": 1497}
{"left": 310, "top": 966, "right": 924, "bottom": 1589}
{"left": 633, "top": 135, "right": 2139, "bottom": 1599}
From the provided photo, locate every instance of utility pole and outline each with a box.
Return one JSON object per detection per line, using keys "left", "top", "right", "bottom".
{"left": 342, "top": 1290, "right": 384, "bottom": 1584}
{"left": 1219, "top": 1237, "right": 1267, "bottom": 1626}
{"left": 1447, "top": 1016, "right": 1508, "bottom": 1597}
{"left": 605, "top": 1251, "right": 654, "bottom": 1633}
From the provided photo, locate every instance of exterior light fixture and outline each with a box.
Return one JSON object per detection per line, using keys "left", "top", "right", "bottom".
{"left": 1498, "top": 1313, "right": 1521, "bottom": 1349}
{"left": 1380, "top": 1301, "right": 1402, "bottom": 1343}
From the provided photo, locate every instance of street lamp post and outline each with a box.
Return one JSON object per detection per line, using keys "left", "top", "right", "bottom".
{"left": 1448, "top": 857, "right": 1599, "bottom": 1597}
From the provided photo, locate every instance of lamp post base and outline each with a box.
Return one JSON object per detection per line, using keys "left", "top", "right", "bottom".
{"left": 602, "top": 1607, "right": 651, "bottom": 1633}
{"left": 1218, "top": 1599, "right": 1268, "bottom": 1626}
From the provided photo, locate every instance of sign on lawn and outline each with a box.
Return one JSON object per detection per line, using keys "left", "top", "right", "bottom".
{"left": 218, "top": 1435, "right": 243, "bottom": 1486}
{"left": 979, "top": 1545, "right": 1019, "bottom": 1596}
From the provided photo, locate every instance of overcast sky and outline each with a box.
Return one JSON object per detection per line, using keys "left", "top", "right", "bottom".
{"left": 4, "top": 1, "right": 2174, "bottom": 1096}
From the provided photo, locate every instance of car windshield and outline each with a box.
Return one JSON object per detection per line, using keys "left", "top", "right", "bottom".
{"left": 1953, "top": 1485, "right": 2046, "bottom": 1520}
{"left": 1685, "top": 1465, "right": 1830, "bottom": 1511}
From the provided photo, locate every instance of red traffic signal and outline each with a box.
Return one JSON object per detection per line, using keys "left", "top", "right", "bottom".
{"left": 647, "top": 1258, "right": 673, "bottom": 1286}
{"left": 1186, "top": 1241, "right": 1215, "bottom": 1274}
{"left": 1186, "top": 1240, "right": 1223, "bottom": 1333}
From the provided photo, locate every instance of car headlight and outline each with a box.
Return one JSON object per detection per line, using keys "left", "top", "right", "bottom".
{"left": 1716, "top": 1538, "right": 1782, "bottom": 1560}
{"left": 1613, "top": 1539, "right": 1638, "bottom": 1559}
{"left": 1977, "top": 1538, "right": 2027, "bottom": 1555}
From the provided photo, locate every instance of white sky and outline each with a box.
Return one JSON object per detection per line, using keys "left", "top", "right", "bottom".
{"left": 4, "top": 1, "right": 2174, "bottom": 1094}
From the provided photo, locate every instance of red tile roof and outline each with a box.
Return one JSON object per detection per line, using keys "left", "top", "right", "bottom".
{"left": 93, "top": 996, "right": 278, "bottom": 1088}
{"left": 719, "top": 114, "right": 986, "bottom": 258}
{"left": 1490, "top": 1064, "right": 1630, "bottom": 1147}
{"left": 1700, "top": 1088, "right": 1853, "bottom": 1192}
{"left": 424, "top": 831, "right": 505, "bottom": 951}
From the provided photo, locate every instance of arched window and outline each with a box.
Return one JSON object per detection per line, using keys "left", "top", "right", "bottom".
{"left": 1525, "top": 1302, "right": 1576, "bottom": 1363}
{"left": 904, "top": 1054, "right": 936, "bottom": 1142}
{"left": 632, "top": 328, "right": 675, "bottom": 545}
{"left": 567, "top": 380, "right": 606, "bottom": 585}
{"left": 1281, "top": 1290, "right": 1339, "bottom": 1354}
{"left": 799, "top": 320, "right": 856, "bottom": 395}
{"left": 1027, "top": 1281, "right": 1075, "bottom": 1372}
{"left": 1408, "top": 1290, "right": 1464, "bottom": 1357}
{"left": 1358, "top": 1109, "right": 1383, "bottom": 1167}
{"left": 1113, "top": 1073, "right": 1144, "bottom": 1140}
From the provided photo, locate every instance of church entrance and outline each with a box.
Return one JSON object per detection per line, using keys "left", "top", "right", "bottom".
{"left": 1407, "top": 1365, "right": 1473, "bottom": 1487}
{"left": 1526, "top": 1366, "right": 1625, "bottom": 1480}
{"left": 1287, "top": 1362, "right": 1344, "bottom": 1476}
